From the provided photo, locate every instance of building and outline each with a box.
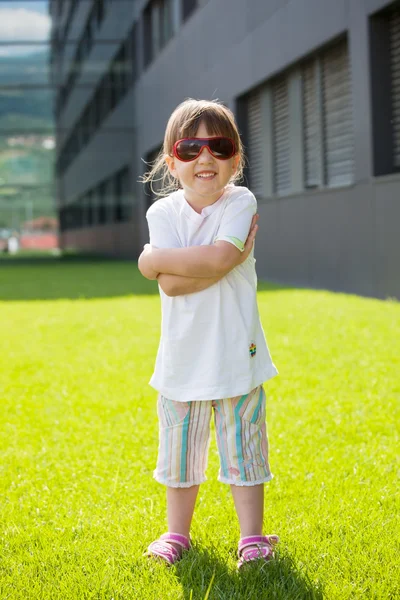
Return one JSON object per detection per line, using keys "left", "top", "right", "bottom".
{"left": 49, "top": 0, "right": 400, "bottom": 299}
{"left": 0, "top": 39, "right": 55, "bottom": 233}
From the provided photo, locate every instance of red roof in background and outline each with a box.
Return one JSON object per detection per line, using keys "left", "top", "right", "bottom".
{"left": 22, "top": 216, "right": 58, "bottom": 231}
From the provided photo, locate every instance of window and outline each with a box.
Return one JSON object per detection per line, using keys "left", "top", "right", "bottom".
{"left": 60, "top": 166, "right": 132, "bottom": 232}
{"left": 245, "top": 37, "right": 353, "bottom": 198}
{"left": 98, "top": 180, "right": 108, "bottom": 224}
{"left": 70, "top": 200, "right": 82, "bottom": 229}
{"left": 369, "top": 5, "right": 400, "bottom": 176}
{"left": 272, "top": 77, "right": 290, "bottom": 195}
{"left": 60, "top": 206, "right": 66, "bottom": 232}
{"left": 151, "top": 1, "right": 161, "bottom": 59}
{"left": 101, "top": 76, "right": 111, "bottom": 122}
{"left": 160, "top": 0, "right": 174, "bottom": 48}
{"left": 103, "top": 179, "right": 114, "bottom": 224}
{"left": 93, "top": 88, "right": 102, "bottom": 128}
{"left": 96, "top": 0, "right": 105, "bottom": 26}
{"left": 82, "top": 21, "right": 93, "bottom": 60}
{"left": 55, "top": 19, "right": 138, "bottom": 176}
{"left": 390, "top": 8, "right": 400, "bottom": 168}
{"left": 109, "top": 62, "right": 118, "bottom": 111}
{"left": 114, "top": 170, "right": 123, "bottom": 222}
{"left": 80, "top": 194, "right": 89, "bottom": 227}
{"left": 143, "top": 3, "right": 154, "bottom": 67}
{"left": 143, "top": 0, "right": 175, "bottom": 67}
{"left": 112, "top": 45, "right": 129, "bottom": 102}
{"left": 114, "top": 167, "right": 131, "bottom": 222}
{"left": 73, "top": 45, "right": 83, "bottom": 85}
{"left": 55, "top": 0, "right": 108, "bottom": 117}
{"left": 81, "top": 106, "right": 91, "bottom": 146}
{"left": 86, "top": 191, "right": 94, "bottom": 226}
{"left": 301, "top": 42, "right": 354, "bottom": 189}
{"left": 129, "top": 23, "right": 138, "bottom": 83}
{"left": 302, "top": 61, "right": 322, "bottom": 188}
{"left": 247, "top": 89, "right": 265, "bottom": 198}
{"left": 182, "top": 0, "right": 197, "bottom": 22}
{"left": 321, "top": 41, "right": 353, "bottom": 187}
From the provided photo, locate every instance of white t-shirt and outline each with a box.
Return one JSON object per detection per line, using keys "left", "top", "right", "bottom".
{"left": 146, "top": 184, "right": 278, "bottom": 401}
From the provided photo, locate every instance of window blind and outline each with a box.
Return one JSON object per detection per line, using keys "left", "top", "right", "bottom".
{"left": 247, "top": 89, "right": 264, "bottom": 197}
{"left": 272, "top": 77, "right": 290, "bottom": 195}
{"left": 322, "top": 41, "right": 354, "bottom": 187}
{"left": 303, "top": 61, "right": 322, "bottom": 187}
{"left": 390, "top": 9, "right": 400, "bottom": 167}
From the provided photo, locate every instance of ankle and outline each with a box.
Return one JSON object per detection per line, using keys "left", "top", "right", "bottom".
{"left": 167, "top": 528, "right": 190, "bottom": 540}
{"left": 240, "top": 531, "right": 263, "bottom": 539}
{"left": 165, "top": 531, "right": 191, "bottom": 557}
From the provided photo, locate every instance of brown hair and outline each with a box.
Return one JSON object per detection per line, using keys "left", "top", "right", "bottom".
{"left": 141, "top": 98, "right": 245, "bottom": 198}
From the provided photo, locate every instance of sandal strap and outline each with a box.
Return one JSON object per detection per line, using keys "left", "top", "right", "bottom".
{"left": 147, "top": 540, "right": 180, "bottom": 565}
{"left": 146, "top": 532, "right": 190, "bottom": 565}
{"left": 240, "top": 545, "right": 273, "bottom": 562}
{"left": 160, "top": 532, "right": 191, "bottom": 550}
{"left": 238, "top": 534, "right": 279, "bottom": 555}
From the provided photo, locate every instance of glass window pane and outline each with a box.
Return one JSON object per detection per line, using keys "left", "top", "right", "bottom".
{"left": 0, "top": 4, "right": 55, "bottom": 232}
{"left": 0, "top": 43, "right": 51, "bottom": 86}
{"left": 0, "top": 134, "right": 55, "bottom": 186}
{"left": 0, "top": 88, "right": 54, "bottom": 132}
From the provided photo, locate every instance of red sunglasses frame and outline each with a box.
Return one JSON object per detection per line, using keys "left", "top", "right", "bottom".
{"left": 172, "top": 137, "right": 237, "bottom": 162}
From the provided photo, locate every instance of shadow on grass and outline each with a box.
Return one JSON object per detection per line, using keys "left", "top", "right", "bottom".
{"left": 0, "top": 252, "right": 160, "bottom": 301}
{"left": 174, "top": 543, "right": 324, "bottom": 600}
{"left": 0, "top": 252, "right": 290, "bottom": 301}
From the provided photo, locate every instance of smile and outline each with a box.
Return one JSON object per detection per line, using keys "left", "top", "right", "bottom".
{"left": 195, "top": 172, "right": 217, "bottom": 179}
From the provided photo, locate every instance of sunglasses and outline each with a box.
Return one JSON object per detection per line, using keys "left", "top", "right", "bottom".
{"left": 173, "top": 137, "right": 237, "bottom": 162}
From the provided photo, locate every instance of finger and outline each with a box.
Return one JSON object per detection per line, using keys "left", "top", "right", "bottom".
{"left": 250, "top": 214, "right": 259, "bottom": 228}
{"left": 244, "top": 224, "right": 258, "bottom": 249}
{"left": 249, "top": 224, "right": 258, "bottom": 238}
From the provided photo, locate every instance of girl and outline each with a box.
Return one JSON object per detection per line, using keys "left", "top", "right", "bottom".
{"left": 138, "top": 99, "right": 279, "bottom": 569}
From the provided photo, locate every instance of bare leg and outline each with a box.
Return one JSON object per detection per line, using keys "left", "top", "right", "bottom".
{"left": 230, "top": 483, "right": 264, "bottom": 537}
{"left": 166, "top": 485, "right": 200, "bottom": 553}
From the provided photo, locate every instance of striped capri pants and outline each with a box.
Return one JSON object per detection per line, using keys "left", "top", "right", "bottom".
{"left": 154, "top": 385, "right": 273, "bottom": 487}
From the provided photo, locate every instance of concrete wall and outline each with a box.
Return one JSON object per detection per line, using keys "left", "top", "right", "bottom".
{"left": 58, "top": 0, "right": 400, "bottom": 298}
{"left": 255, "top": 174, "right": 400, "bottom": 299}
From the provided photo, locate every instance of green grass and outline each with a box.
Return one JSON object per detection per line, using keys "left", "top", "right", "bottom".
{"left": 0, "top": 256, "right": 399, "bottom": 599}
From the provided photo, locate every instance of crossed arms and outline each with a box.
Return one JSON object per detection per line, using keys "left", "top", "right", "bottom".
{"left": 138, "top": 214, "right": 258, "bottom": 297}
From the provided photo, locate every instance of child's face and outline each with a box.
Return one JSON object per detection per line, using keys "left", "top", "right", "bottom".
{"left": 165, "top": 121, "right": 240, "bottom": 209}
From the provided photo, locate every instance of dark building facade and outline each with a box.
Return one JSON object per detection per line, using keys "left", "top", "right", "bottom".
{"left": 49, "top": 0, "right": 400, "bottom": 299}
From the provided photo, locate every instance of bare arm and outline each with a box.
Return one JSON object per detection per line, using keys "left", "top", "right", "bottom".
{"left": 157, "top": 215, "right": 259, "bottom": 296}
{"left": 139, "top": 213, "right": 259, "bottom": 280}
{"left": 150, "top": 241, "right": 239, "bottom": 277}
{"left": 139, "top": 242, "right": 228, "bottom": 279}
{"left": 157, "top": 273, "right": 223, "bottom": 296}
{"left": 138, "top": 251, "right": 159, "bottom": 280}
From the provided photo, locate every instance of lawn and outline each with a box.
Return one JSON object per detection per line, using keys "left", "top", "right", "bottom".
{"left": 0, "top": 256, "right": 398, "bottom": 599}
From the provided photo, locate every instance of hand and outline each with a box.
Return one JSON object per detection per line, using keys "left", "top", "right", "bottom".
{"left": 239, "top": 213, "right": 259, "bottom": 264}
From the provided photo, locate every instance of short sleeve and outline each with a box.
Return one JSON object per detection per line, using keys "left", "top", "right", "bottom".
{"left": 146, "top": 202, "right": 181, "bottom": 249}
{"left": 214, "top": 190, "right": 257, "bottom": 252}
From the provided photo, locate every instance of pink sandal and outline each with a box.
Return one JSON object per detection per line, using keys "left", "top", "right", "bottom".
{"left": 237, "top": 534, "right": 279, "bottom": 569}
{"left": 146, "top": 532, "right": 191, "bottom": 565}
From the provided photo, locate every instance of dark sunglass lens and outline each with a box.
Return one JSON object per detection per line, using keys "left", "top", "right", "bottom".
{"left": 209, "top": 138, "right": 234, "bottom": 158}
{"left": 176, "top": 140, "right": 201, "bottom": 160}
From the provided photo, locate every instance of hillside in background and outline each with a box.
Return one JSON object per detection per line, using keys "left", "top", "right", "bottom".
{"left": 0, "top": 50, "right": 53, "bottom": 129}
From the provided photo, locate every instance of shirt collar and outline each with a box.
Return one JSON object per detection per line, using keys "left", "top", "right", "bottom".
{"left": 180, "top": 188, "right": 229, "bottom": 222}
